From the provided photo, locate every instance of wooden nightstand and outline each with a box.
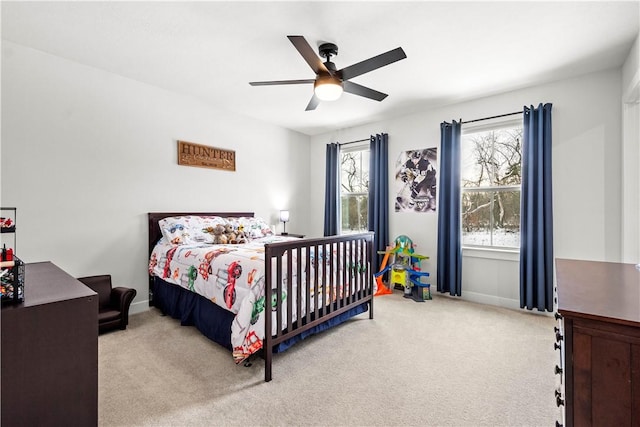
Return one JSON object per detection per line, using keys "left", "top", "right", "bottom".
{"left": 279, "top": 233, "right": 305, "bottom": 238}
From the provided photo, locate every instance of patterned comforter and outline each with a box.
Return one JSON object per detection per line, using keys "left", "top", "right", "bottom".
{"left": 149, "top": 236, "right": 337, "bottom": 362}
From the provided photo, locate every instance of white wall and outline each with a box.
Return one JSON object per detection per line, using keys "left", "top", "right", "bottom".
{"left": 621, "top": 33, "right": 640, "bottom": 264}
{"left": 310, "top": 68, "right": 624, "bottom": 309}
{"left": 1, "top": 42, "right": 310, "bottom": 313}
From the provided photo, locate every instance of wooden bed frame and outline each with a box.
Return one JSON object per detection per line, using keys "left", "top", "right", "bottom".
{"left": 147, "top": 212, "right": 374, "bottom": 382}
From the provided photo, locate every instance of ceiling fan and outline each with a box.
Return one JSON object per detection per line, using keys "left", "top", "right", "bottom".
{"left": 249, "top": 35, "right": 407, "bottom": 111}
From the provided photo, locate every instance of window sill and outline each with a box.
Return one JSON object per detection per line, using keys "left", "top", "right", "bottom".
{"left": 340, "top": 230, "right": 368, "bottom": 235}
{"left": 462, "top": 246, "right": 520, "bottom": 262}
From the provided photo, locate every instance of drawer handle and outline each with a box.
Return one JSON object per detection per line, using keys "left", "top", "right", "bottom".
{"left": 555, "top": 365, "right": 563, "bottom": 375}
{"left": 554, "top": 342, "right": 562, "bottom": 350}
{"left": 556, "top": 395, "right": 564, "bottom": 407}
{"left": 554, "top": 312, "right": 562, "bottom": 320}
{"left": 556, "top": 422, "right": 563, "bottom": 427}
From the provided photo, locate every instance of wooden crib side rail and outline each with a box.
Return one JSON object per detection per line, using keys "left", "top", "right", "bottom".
{"left": 263, "top": 232, "right": 374, "bottom": 382}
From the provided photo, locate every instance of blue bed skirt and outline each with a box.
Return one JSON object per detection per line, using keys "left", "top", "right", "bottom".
{"left": 152, "top": 277, "right": 368, "bottom": 354}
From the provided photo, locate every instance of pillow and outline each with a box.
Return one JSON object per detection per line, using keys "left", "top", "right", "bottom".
{"left": 229, "top": 216, "right": 274, "bottom": 239}
{"left": 158, "top": 215, "right": 274, "bottom": 245}
{"left": 158, "top": 216, "right": 191, "bottom": 245}
{"left": 158, "top": 215, "right": 227, "bottom": 245}
{"left": 190, "top": 216, "right": 227, "bottom": 244}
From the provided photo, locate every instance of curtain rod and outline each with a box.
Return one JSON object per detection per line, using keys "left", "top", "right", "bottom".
{"left": 462, "top": 110, "right": 522, "bottom": 124}
{"left": 338, "top": 138, "right": 369, "bottom": 146}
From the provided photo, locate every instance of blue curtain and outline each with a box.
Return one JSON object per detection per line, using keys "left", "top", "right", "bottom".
{"left": 323, "top": 143, "right": 340, "bottom": 236}
{"left": 368, "top": 133, "right": 389, "bottom": 270}
{"left": 437, "top": 121, "right": 462, "bottom": 296}
{"left": 520, "top": 103, "right": 554, "bottom": 311}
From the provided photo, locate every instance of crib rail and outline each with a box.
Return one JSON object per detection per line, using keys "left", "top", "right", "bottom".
{"left": 263, "top": 232, "right": 374, "bottom": 382}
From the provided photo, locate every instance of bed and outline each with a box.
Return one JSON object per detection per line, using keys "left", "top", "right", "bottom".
{"left": 147, "top": 212, "right": 374, "bottom": 382}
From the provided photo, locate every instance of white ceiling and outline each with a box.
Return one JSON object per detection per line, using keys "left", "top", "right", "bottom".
{"left": 2, "top": 1, "right": 639, "bottom": 136}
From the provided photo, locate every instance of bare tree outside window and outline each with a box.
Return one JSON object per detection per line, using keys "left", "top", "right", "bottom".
{"left": 340, "top": 149, "right": 369, "bottom": 232}
{"left": 461, "top": 124, "right": 523, "bottom": 248}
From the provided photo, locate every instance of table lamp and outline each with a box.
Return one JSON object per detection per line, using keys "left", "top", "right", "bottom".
{"left": 280, "top": 210, "right": 290, "bottom": 235}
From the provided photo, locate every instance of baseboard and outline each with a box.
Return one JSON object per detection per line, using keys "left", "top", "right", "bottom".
{"left": 458, "top": 291, "right": 552, "bottom": 316}
{"left": 130, "top": 299, "right": 150, "bottom": 315}
{"left": 459, "top": 291, "right": 521, "bottom": 311}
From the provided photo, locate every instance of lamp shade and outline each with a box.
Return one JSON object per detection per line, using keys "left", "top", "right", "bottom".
{"left": 279, "top": 210, "right": 290, "bottom": 222}
{"left": 314, "top": 75, "right": 343, "bottom": 101}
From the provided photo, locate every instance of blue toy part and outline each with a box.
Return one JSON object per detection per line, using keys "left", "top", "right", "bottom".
{"left": 405, "top": 270, "right": 431, "bottom": 302}
{"left": 374, "top": 265, "right": 391, "bottom": 278}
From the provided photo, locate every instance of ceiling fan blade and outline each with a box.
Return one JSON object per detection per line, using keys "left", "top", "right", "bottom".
{"left": 287, "top": 35, "right": 330, "bottom": 75}
{"left": 249, "top": 79, "right": 315, "bottom": 86}
{"left": 337, "top": 47, "right": 406, "bottom": 81}
{"left": 343, "top": 81, "right": 388, "bottom": 101}
{"left": 305, "top": 94, "right": 320, "bottom": 111}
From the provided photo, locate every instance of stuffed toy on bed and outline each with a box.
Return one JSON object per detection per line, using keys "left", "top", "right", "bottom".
{"left": 235, "top": 225, "right": 248, "bottom": 244}
{"left": 211, "top": 224, "right": 227, "bottom": 244}
{"left": 224, "top": 223, "right": 237, "bottom": 244}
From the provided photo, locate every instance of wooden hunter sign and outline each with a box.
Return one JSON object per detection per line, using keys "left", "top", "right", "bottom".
{"left": 177, "top": 140, "right": 236, "bottom": 171}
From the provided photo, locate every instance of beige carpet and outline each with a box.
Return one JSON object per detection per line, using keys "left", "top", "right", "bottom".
{"left": 99, "top": 292, "right": 560, "bottom": 426}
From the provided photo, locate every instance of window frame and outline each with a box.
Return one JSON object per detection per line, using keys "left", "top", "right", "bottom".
{"left": 339, "top": 142, "right": 370, "bottom": 234}
{"left": 460, "top": 117, "right": 523, "bottom": 251}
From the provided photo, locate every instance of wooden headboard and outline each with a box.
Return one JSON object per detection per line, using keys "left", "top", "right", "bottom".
{"left": 147, "top": 212, "right": 254, "bottom": 257}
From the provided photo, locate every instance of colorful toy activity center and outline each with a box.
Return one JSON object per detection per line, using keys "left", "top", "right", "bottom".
{"left": 374, "top": 235, "right": 431, "bottom": 302}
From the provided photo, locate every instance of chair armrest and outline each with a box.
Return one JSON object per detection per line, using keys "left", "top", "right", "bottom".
{"left": 111, "top": 287, "right": 137, "bottom": 314}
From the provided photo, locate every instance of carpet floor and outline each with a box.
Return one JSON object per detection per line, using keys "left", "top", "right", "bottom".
{"left": 98, "top": 292, "right": 560, "bottom": 426}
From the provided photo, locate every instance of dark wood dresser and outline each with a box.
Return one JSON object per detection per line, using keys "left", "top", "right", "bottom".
{"left": 1, "top": 261, "right": 98, "bottom": 426}
{"left": 556, "top": 258, "right": 640, "bottom": 427}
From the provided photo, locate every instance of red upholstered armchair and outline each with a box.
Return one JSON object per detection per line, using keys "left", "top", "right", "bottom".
{"left": 77, "top": 275, "right": 137, "bottom": 333}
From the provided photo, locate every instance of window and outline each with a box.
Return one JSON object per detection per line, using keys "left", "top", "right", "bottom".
{"left": 461, "top": 120, "right": 523, "bottom": 249}
{"left": 340, "top": 146, "right": 369, "bottom": 232}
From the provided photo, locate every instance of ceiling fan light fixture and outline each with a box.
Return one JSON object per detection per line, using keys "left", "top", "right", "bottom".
{"left": 314, "top": 75, "right": 343, "bottom": 101}
{"left": 250, "top": 36, "right": 406, "bottom": 110}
